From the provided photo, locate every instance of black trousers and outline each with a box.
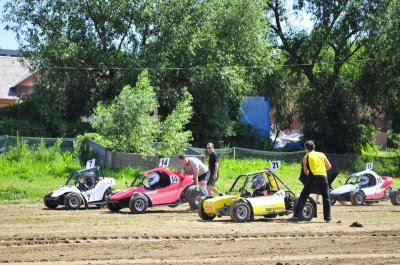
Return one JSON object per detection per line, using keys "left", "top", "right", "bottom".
{"left": 294, "top": 175, "right": 331, "bottom": 221}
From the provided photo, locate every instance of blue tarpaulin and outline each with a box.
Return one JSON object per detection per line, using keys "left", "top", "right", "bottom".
{"left": 240, "top": 97, "right": 270, "bottom": 138}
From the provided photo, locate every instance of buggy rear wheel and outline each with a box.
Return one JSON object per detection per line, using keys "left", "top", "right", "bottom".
{"left": 106, "top": 201, "right": 121, "bottom": 212}
{"left": 43, "top": 192, "right": 58, "bottom": 209}
{"left": 189, "top": 191, "right": 204, "bottom": 210}
{"left": 64, "top": 193, "right": 82, "bottom": 210}
{"left": 129, "top": 195, "right": 148, "bottom": 214}
{"left": 298, "top": 201, "right": 315, "bottom": 221}
{"left": 350, "top": 191, "right": 365, "bottom": 206}
{"left": 197, "top": 197, "right": 216, "bottom": 221}
{"left": 229, "top": 201, "right": 251, "bottom": 223}
{"left": 390, "top": 190, "right": 400, "bottom": 205}
{"left": 263, "top": 214, "right": 278, "bottom": 219}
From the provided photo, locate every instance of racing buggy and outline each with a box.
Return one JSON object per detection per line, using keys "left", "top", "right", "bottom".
{"left": 106, "top": 166, "right": 207, "bottom": 214}
{"left": 43, "top": 166, "right": 117, "bottom": 210}
{"left": 330, "top": 169, "right": 400, "bottom": 206}
{"left": 198, "top": 169, "right": 317, "bottom": 223}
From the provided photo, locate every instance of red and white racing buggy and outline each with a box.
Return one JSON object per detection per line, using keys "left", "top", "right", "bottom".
{"left": 330, "top": 169, "right": 400, "bottom": 206}
{"left": 106, "top": 165, "right": 207, "bottom": 214}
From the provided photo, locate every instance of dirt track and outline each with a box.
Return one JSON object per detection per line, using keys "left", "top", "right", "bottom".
{"left": 1, "top": 201, "right": 400, "bottom": 265}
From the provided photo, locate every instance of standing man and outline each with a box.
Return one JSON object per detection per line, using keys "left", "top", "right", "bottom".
{"left": 206, "top": 143, "right": 223, "bottom": 197}
{"left": 179, "top": 154, "right": 210, "bottom": 188}
{"left": 288, "top": 140, "right": 332, "bottom": 222}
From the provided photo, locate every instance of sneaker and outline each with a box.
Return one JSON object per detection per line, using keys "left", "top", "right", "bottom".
{"left": 316, "top": 201, "right": 321, "bottom": 204}
{"left": 325, "top": 219, "right": 331, "bottom": 223}
{"left": 219, "top": 193, "right": 224, "bottom": 196}
{"left": 287, "top": 216, "right": 300, "bottom": 222}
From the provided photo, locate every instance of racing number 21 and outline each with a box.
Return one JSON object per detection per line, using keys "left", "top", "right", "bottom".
{"left": 270, "top": 161, "right": 281, "bottom": 170}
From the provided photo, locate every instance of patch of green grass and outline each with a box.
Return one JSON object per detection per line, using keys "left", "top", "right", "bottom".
{"left": 0, "top": 139, "right": 359, "bottom": 203}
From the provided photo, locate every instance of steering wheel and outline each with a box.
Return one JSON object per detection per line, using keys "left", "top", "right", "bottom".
{"left": 239, "top": 187, "right": 248, "bottom": 194}
{"left": 75, "top": 181, "right": 85, "bottom": 191}
{"left": 137, "top": 182, "right": 150, "bottom": 189}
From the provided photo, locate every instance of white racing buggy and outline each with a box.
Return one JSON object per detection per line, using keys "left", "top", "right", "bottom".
{"left": 43, "top": 166, "right": 117, "bottom": 210}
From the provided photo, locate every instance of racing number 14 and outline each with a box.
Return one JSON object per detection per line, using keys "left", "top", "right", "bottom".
{"left": 170, "top": 175, "right": 179, "bottom": 183}
{"left": 159, "top": 158, "right": 170, "bottom": 167}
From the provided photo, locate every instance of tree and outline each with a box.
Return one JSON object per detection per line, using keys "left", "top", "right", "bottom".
{"left": 2, "top": 0, "right": 157, "bottom": 122}
{"left": 158, "top": 88, "right": 193, "bottom": 156}
{"left": 90, "top": 70, "right": 158, "bottom": 154}
{"left": 265, "top": 0, "right": 387, "bottom": 153}
{"left": 2, "top": 0, "right": 274, "bottom": 148}
{"left": 356, "top": 0, "right": 400, "bottom": 140}
{"left": 90, "top": 70, "right": 193, "bottom": 155}
{"left": 138, "top": 0, "right": 273, "bottom": 147}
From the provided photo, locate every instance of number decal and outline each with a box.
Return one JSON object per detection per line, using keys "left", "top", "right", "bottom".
{"left": 366, "top": 163, "right": 373, "bottom": 171}
{"left": 270, "top": 161, "right": 281, "bottom": 171}
{"left": 86, "top": 159, "right": 95, "bottom": 169}
{"left": 159, "top": 158, "right": 170, "bottom": 167}
{"left": 170, "top": 175, "right": 179, "bottom": 183}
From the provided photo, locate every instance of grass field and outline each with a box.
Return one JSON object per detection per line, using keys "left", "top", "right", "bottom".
{"left": 0, "top": 154, "right": 349, "bottom": 204}
{"left": 0, "top": 137, "right": 363, "bottom": 203}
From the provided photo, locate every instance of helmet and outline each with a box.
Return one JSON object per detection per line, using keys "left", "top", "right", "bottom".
{"left": 359, "top": 175, "right": 369, "bottom": 187}
{"left": 85, "top": 172, "right": 96, "bottom": 186}
{"left": 251, "top": 175, "right": 266, "bottom": 191}
{"left": 148, "top": 172, "right": 160, "bottom": 188}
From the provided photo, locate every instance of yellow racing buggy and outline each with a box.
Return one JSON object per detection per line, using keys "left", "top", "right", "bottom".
{"left": 197, "top": 169, "right": 317, "bottom": 222}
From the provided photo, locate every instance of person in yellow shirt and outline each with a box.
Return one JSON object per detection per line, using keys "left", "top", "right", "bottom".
{"left": 288, "top": 140, "right": 332, "bottom": 222}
